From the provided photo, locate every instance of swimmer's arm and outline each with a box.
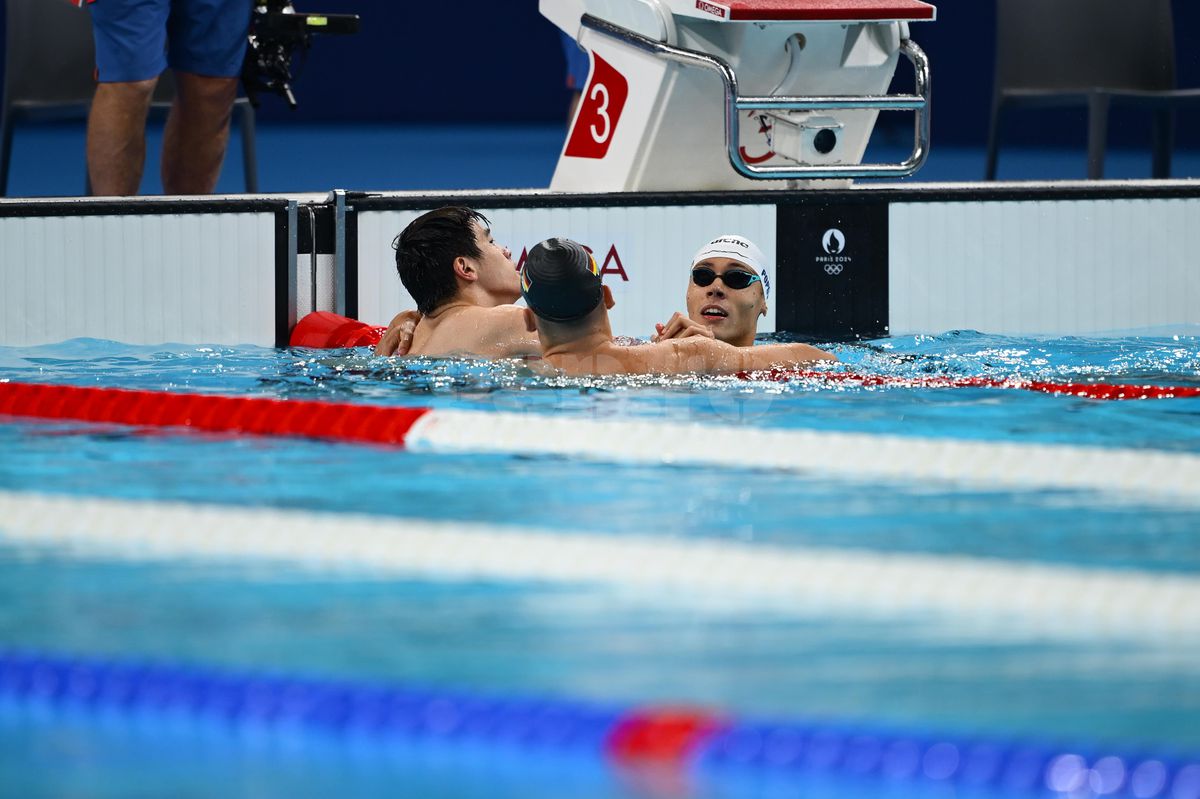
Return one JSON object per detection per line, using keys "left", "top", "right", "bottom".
{"left": 374, "top": 310, "right": 421, "bottom": 356}
{"left": 742, "top": 342, "right": 837, "bottom": 367}
{"left": 667, "top": 337, "right": 835, "bottom": 374}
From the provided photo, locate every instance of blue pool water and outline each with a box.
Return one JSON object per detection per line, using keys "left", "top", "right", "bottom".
{"left": 1, "top": 332, "right": 1199, "bottom": 797}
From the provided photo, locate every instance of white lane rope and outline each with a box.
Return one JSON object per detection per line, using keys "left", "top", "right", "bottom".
{"left": 1, "top": 490, "right": 1197, "bottom": 641}
{"left": 3, "top": 379, "right": 1198, "bottom": 503}
{"left": 407, "top": 411, "right": 1200, "bottom": 505}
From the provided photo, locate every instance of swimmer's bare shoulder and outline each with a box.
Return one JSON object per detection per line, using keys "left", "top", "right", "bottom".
{"left": 410, "top": 305, "right": 539, "bottom": 359}
{"left": 475, "top": 305, "right": 540, "bottom": 358}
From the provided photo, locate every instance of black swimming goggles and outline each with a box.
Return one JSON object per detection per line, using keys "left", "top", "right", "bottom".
{"left": 691, "top": 266, "right": 762, "bottom": 291}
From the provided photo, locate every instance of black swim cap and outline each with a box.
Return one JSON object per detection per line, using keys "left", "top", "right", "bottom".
{"left": 520, "top": 238, "right": 603, "bottom": 323}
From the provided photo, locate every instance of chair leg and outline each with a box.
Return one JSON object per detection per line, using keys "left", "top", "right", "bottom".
{"left": 0, "top": 113, "right": 13, "bottom": 197}
{"left": 984, "top": 100, "right": 1003, "bottom": 181}
{"left": 1152, "top": 108, "right": 1174, "bottom": 179}
{"left": 239, "top": 102, "right": 258, "bottom": 193}
{"left": 1086, "top": 93, "right": 1110, "bottom": 180}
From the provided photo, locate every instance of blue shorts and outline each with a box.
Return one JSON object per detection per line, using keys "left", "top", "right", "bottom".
{"left": 90, "top": 0, "right": 250, "bottom": 82}
{"left": 560, "top": 31, "right": 591, "bottom": 91}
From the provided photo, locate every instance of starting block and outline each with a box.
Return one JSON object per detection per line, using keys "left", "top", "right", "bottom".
{"left": 542, "top": 0, "right": 936, "bottom": 191}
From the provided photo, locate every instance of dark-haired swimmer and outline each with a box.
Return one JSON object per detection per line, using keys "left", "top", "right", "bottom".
{"left": 519, "top": 238, "right": 834, "bottom": 377}
{"left": 375, "top": 206, "right": 539, "bottom": 358}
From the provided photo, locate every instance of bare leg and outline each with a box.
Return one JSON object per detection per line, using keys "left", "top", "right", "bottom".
{"left": 161, "top": 72, "right": 238, "bottom": 195}
{"left": 86, "top": 78, "right": 158, "bottom": 196}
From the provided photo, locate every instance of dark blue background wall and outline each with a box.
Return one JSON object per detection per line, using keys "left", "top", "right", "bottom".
{"left": 248, "top": 0, "right": 570, "bottom": 124}
{"left": 5, "top": 0, "right": 1200, "bottom": 147}
{"left": 250, "top": 0, "right": 1200, "bottom": 147}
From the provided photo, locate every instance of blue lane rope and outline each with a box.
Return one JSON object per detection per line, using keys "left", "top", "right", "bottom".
{"left": 1, "top": 648, "right": 1197, "bottom": 798}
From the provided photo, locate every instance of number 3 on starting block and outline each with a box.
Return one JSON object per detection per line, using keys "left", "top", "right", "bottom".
{"left": 564, "top": 53, "right": 629, "bottom": 160}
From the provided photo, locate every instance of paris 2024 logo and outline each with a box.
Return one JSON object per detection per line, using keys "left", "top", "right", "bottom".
{"left": 817, "top": 228, "right": 849, "bottom": 275}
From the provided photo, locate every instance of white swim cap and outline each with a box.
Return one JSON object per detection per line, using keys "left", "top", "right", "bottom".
{"left": 691, "top": 235, "right": 770, "bottom": 299}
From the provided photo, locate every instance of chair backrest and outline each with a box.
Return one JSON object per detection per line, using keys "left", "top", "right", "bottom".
{"left": 995, "top": 0, "right": 1176, "bottom": 94}
{"left": 3, "top": 0, "right": 173, "bottom": 113}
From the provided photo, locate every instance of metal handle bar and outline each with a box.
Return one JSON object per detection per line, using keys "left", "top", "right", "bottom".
{"left": 580, "top": 13, "right": 931, "bottom": 180}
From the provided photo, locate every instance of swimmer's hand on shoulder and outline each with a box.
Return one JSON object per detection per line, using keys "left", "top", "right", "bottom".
{"left": 374, "top": 310, "right": 421, "bottom": 356}
{"left": 652, "top": 311, "right": 715, "bottom": 343}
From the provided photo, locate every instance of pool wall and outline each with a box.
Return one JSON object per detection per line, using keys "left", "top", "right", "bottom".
{"left": 0, "top": 197, "right": 302, "bottom": 347}
{"left": 2, "top": 181, "right": 1199, "bottom": 346}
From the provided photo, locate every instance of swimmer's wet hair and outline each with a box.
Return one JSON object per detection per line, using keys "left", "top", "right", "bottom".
{"left": 520, "top": 237, "right": 603, "bottom": 323}
{"left": 393, "top": 206, "right": 490, "bottom": 315}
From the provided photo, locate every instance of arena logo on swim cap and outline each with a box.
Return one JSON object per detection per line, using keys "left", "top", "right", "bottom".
{"left": 586, "top": 253, "right": 600, "bottom": 277}
{"left": 520, "top": 265, "right": 533, "bottom": 293}
{"left": 708, "top": 236, "right": 747, "bottom": 248}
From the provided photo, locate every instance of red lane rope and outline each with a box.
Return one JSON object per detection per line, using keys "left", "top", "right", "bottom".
{"left": 741, "top": 369, "right": 1200, "bottom": 401}
{"left": 2, "top": 366, "right": 1196, "bottom": 454}
{"left": 0, "top": 382, "right": 430, "bottom": 446}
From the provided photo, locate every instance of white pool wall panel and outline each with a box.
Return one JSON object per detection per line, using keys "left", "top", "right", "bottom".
{"left": 890, "top": 198, "right": 1200, "bottom": 336}
{"left": 4, "top": 188, "right": 1199, "bottom": 348}
{"left": 1, "top": 212, "right": 278, "bottom": 347}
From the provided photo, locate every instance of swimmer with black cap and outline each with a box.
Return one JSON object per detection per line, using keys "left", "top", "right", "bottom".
{"left": 521, "top": 237, "right": 834, "bottom": 376}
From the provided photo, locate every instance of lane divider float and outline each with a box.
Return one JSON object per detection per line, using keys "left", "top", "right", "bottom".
{"left": 744, "top": 367, "right": 1200, "bottom": 401}
{"left": 0, "top": 380, "right": 430, "bottom": 446}
{"left": 2, "top": 490, "right": 1199, "bottom": 639}
{"left": 1, "top": 648, "right": 1195, "bottom": 798}
{"left": 289, "top": 311, "right": 1200, "bottom": 402}
{"left": 3, "top": 381, "right": 1200, "bottom": 503}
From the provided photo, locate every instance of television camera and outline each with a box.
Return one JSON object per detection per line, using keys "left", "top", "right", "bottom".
{"left": 242, "top": 0, "right": 359, "bottom": 109}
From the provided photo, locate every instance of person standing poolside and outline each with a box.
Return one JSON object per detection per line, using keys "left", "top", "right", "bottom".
{"left": 519, "top": 238, "right": 834, "bottom": 377}
{"left": 85, "top": 0, "right": 249, "bottom": 195}
{"left": 652, "top": 234, "right": 772, "bottom": 348}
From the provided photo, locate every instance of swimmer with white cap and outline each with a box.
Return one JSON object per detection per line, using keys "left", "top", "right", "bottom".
{"left": 520, "top": 237, "right": 833, "bottom": 377}
{"left": 653, "top": 234, "right": 771, "bottom": 348}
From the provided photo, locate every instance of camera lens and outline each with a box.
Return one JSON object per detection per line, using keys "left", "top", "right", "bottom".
{"left": 814, "top": 128, "right": 837, "bottom": 155}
